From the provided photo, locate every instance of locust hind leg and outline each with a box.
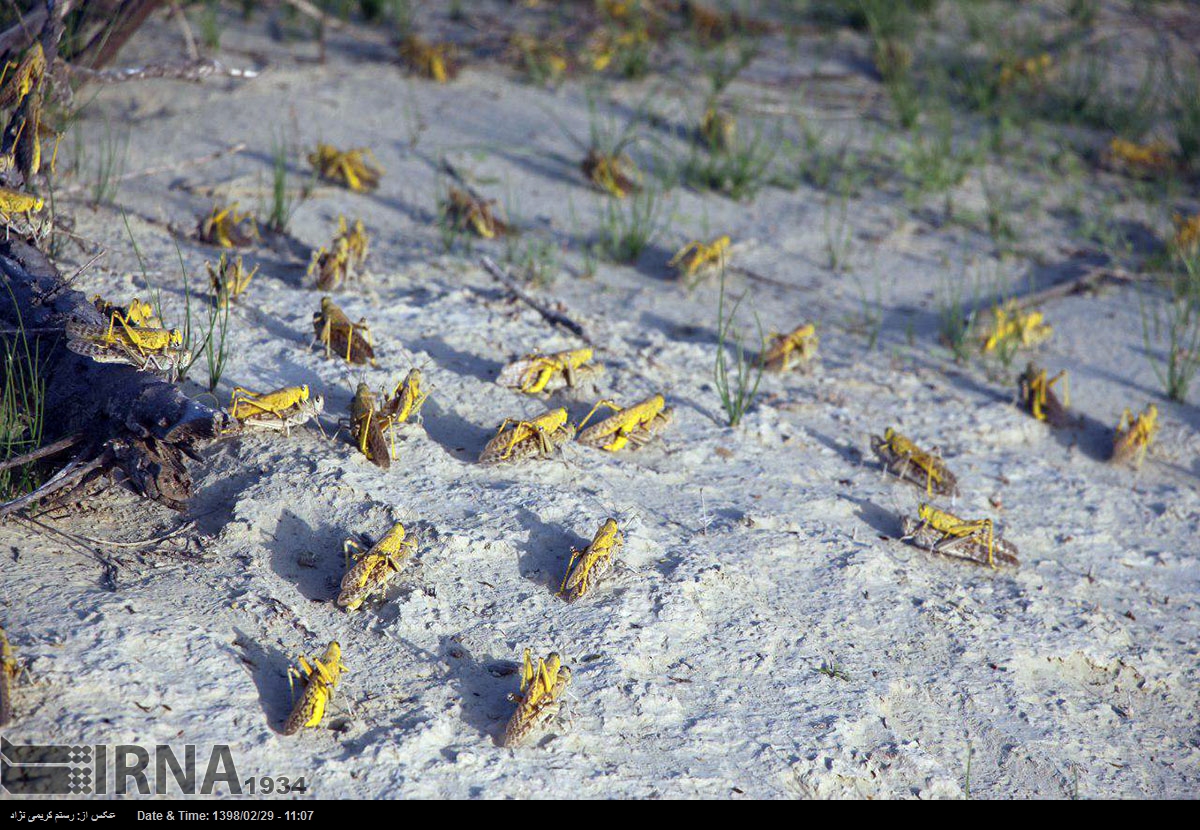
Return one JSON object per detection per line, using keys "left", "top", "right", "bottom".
{"left": 343, "top": 538, "right": 365, "bottom": 570}
{"left": 559, "top": 547, "right": 584, "bottom": 595}
{"left": 578, "top": 399, "right": 624, "bottom": 431}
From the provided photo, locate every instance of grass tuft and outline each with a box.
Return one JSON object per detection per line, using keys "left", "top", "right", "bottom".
{"left": 714, "top": 270, "right": 764, "bottom": 428}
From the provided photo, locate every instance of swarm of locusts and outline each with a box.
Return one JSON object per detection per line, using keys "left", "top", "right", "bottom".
{"left": 39, "top": 9, "right": 1190, "bottom": 751}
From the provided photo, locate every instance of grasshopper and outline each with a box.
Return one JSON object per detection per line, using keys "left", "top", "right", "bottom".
{"left": 1018, "top": 362, "right": 1071, "bottom": 427}
{"left": 197, "top": 203, "right": 258, "bottom": 248}
{"left": 444, "top": 186, "right": 508, "bottom": 239}
{"left": 399, "top": 35, "right": 460, "bottom": 82}
{"left": 480, "top": 407, "right": 574, "bottom": 464}
{"left": 92, "top": 295, "right": 160, "bottom": 329}
{"left": 503, "top": 649, "right": 572, "bottom": 747}
{"left": 0, "top": 44, "right": 53, "bottom": 183}
{"left": 871, "top": 428, "right": 959, "bottom": 497}
{"left": 576, "top": 394, "right": 672, "bottom": 452}
{"left": 337, "top": 521, "right": 417, "bottom": 612}
{"left": 340, "top": 216, "right": 369, "bottom": 268}
{"left": 350, "top": 383, "right": 391, "bottom": 469}
{"left": 208, "top": 253, "right": 257, "bottom": 307}
{"left": 560, "top": 519, "right": 623, "bottom": 603}
{"left": 64, "top": 315, "right": 190, "bottom": 379}
{"left": 668, "top": 236, "right": 730, "bottom": 282}
{"left": 901, "top": 503, "right": 1019, "bottom": 568}
{"left": 312, "top": 297, "right": 376, "bottom": 365}
{"left": 230, "top": 385, "right": 324, "bottom": 434}
{"left": 283, "top": 642, "right": 347, "bottom": 736}
{"left": 997, "top": 52, "right": 1052, "bottom": 87}
{"left": 976, "top": 301, "right": 1052, "bottom": 355}
{"left": 497, "top": 348, "right": 602, "bottom": 395}
{"left": 699, "top": 106, "right": 736, "bottom": 152}
{"left": 0, "top": 186, "right": 50, "bottom": 240}
{"left": 309, "top": 238, "right": 351, "bottom": 292}
{"left": 309, "top": 143, "right": 383, "bottom": 193}
{"left": 0, "top": 43, "right": 46, "bottom": 110}
{"left": 350, "top": 370, "right": 427, "bottom": 468}
{"left": 1112, "top": 404, "right": 1158, "bottom": 469}
{"left": 581, "top": 148, "right": 641, "bottom": 199}
{"left": 1103, "top": 137, "right": 1173, "bottom": 176}
{"left": 507, "top": 32, "right": 569, "bottom": 83}
{"left": 0, "top": 186, "right": 43, "bottom": 224}
{"left": 1172, "top": 212, "right": 1200, "bottom": 255}
{"left": 0, "top": 626, "right": 19, "bottom": 727}
{"left": 309, "top": 216, "right": 369, "bottom": 291}
{"left": 381, "top": 368, "right": 428, "bottom": 426}
{"left": 761, "top": 323, "right": 818, "bottom": 372}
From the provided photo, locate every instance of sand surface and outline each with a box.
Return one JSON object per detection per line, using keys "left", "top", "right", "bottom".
{"left": 1, "top": 4, "right": 1198, "bottom": 799}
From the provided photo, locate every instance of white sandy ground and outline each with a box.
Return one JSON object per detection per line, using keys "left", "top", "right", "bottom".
{"left": 2, "top": 5, "right": 1199, "bottom": 799}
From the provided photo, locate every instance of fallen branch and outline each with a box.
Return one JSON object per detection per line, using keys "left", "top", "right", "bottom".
{"left": 280, "top": 0, "right": 345, "bottom": 30}
{"left": 1009, "top": 265, "right": 1144, "bottom": 311}
{"left": 0, "top": 433, "right": 81, "bottom": 472}
{"left": 0, "top": 235, "right": 232, "bottom": 519}
{"left": 480, "top": 256, "right": 593, "bottom": 344}
{"left": 66, "top": 58, "right": 259, "bottom": 83}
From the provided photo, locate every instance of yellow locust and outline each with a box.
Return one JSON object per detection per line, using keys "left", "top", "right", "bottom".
{"left": 283, "top": 642, "right": 347, "bottom": 735}
{"left": 560, "top": 519, "right": 623, "bottom": 603}
{"left": 337, "top": 521, "right": 417, "bottom": 612}
{"left": 503, "top": 649, "right": 572, "bottom": 747}
{"left": 576, "top": 394, "right": 672, "bottom": 452}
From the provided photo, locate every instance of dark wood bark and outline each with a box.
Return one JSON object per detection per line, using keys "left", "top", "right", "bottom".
{"left": 0, "top": 237, "right": 232, "bottom": 515}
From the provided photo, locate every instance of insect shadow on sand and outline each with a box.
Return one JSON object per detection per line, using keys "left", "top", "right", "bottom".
{"left": 412, "top": 334, "right": 503, "bottom": 383}
{"left": 1045, "top": 408, "right": 1114, "bottom": 462}
{"left": 440, "top": 637, "right": 518, "bottom": 745}
{"left": 514, "top": 505, "right": 587, "bottom": 593}
{"left": 186, "top": 465, "right": 262, "bottom": 537}
{"left": 231, "top": 628, "right": 295, "bottom": 734}
{"left": 846, "top": 495, "right": 905, "bottom": 540}
{"left": 421, "top": 398, "right": 495, "bottom": 462}
{"left": 266, "top": 510, "right": 346, "bottom": 601}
